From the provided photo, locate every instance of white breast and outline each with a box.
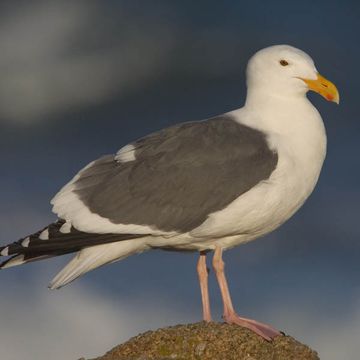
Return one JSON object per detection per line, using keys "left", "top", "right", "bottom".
{"left": 189, "top": 98, "right": 327, "bottom": 249}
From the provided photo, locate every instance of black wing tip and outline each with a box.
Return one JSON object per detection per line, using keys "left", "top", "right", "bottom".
{"left": 0, "top": 219, "right": 145, "bottom": 270}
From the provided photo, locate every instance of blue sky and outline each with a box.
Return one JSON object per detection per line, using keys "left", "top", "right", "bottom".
{"left": 0, "top": 1, "right": 359, "bottom": 359}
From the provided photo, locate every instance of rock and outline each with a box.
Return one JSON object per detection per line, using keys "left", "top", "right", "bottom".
{"left": 91, "top": 322, "right": 319, "bottom": 360}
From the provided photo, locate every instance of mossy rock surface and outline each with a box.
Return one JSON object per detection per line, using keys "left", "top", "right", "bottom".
{"left": 91, "top": 322, "right": 319, "bottom": 360}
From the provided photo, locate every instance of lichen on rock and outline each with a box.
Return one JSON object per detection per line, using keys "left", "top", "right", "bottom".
{"left": 91, "top": 322, "right": 319, "bottom": 360}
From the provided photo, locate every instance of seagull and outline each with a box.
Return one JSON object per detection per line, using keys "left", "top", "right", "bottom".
{"left": 0, "top": 45, "right": 339, "bottom": 340}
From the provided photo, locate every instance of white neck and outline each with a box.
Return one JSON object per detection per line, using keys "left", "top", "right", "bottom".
{"left": 237, "top": 90, "right": 324, "bottom": 140}
{"left": 245, "top": 86, "right": 308, "bottom": 110}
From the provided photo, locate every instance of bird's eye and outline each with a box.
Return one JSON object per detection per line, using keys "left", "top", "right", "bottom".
{"left": 279, "top": 59, "right": 289, "bottom": 66}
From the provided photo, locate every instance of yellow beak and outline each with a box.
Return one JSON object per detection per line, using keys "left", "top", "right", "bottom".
{"left": 301, "top": 74, "right": 340, "bottom": 104}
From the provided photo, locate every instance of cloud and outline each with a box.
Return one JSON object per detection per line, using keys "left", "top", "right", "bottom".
{"left": 0, "top": 278, "right": 359, "bottom": 360}
{"left": 0, "top": 1, "right": 175, "bottom": 124}
{"left": 265, "top": 297, "right": 360, "bottom": 360}
{"left": 0, "top": 281, "right": 196, "bottom": 360}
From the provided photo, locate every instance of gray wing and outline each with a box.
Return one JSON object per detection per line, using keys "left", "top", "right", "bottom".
{"left": 73, "top": 115, "right": 278, "bottom": 233}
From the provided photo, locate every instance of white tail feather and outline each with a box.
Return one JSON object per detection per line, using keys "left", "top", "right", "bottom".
{"left": 49, "top": 239, "right": 149, "bottom": 290}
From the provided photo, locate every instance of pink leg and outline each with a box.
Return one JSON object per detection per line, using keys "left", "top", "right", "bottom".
{"left": 212, "top": 246, "right": 281, "bottom": 341}
{"left": 197, "top": 251, "right": 212, "bottom": 322}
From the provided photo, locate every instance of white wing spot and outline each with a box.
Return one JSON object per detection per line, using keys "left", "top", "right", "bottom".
{"left": 21, "top": 237, "right": 30, "bottom": 247}
{"left": 1, "top": 246, "right": 9, "bottom": 256}
{"left": 115, "top": 144, "right": 136, "bottom": 163}
{"left": 39, "top": 228, "right": 49, "bottom": 240}
{"left": 60, "top": 221, "right": 72, "bottom": 234}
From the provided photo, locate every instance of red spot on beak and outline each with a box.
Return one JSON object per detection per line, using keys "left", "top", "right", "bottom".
{"left": 326, "top": 94, "right": 334, "bottom": 101}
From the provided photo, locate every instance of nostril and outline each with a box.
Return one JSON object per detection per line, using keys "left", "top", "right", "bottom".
{"left": 322, "top": 83, "right": 328, "bottom": 88}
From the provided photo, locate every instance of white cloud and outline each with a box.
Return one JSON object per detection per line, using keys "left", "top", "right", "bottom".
{"left": 313, "top": 310, "right": 360, "bottom": 360}
{"left": 0, "top": 2, "right": 174, "bottom": 123}
{"left": 263, "top": 297, "right": 360, "bottom": 360}
{"left": 0, "top": 281, "right": 196, "bottom": 360}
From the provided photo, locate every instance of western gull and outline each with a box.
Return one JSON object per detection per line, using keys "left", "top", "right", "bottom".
{"left": 0, "top": 45, "right": 339, "bottom": 340}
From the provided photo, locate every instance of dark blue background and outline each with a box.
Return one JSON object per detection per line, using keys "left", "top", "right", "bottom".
{"left": 0, "top": 1, "right": 359, "bottom": 359}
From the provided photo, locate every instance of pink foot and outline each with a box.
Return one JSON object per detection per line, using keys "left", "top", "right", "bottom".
{"left": 224, "top": 312, "right": 282, "bottom": 341}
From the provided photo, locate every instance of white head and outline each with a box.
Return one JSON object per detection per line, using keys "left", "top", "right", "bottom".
{"left": 246, "top": 45, "right": 339, "bottom": 104}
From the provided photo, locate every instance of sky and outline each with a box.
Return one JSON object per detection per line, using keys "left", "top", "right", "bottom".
{"left": 0, "top": 1, "right": 359, "bottom": 359}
